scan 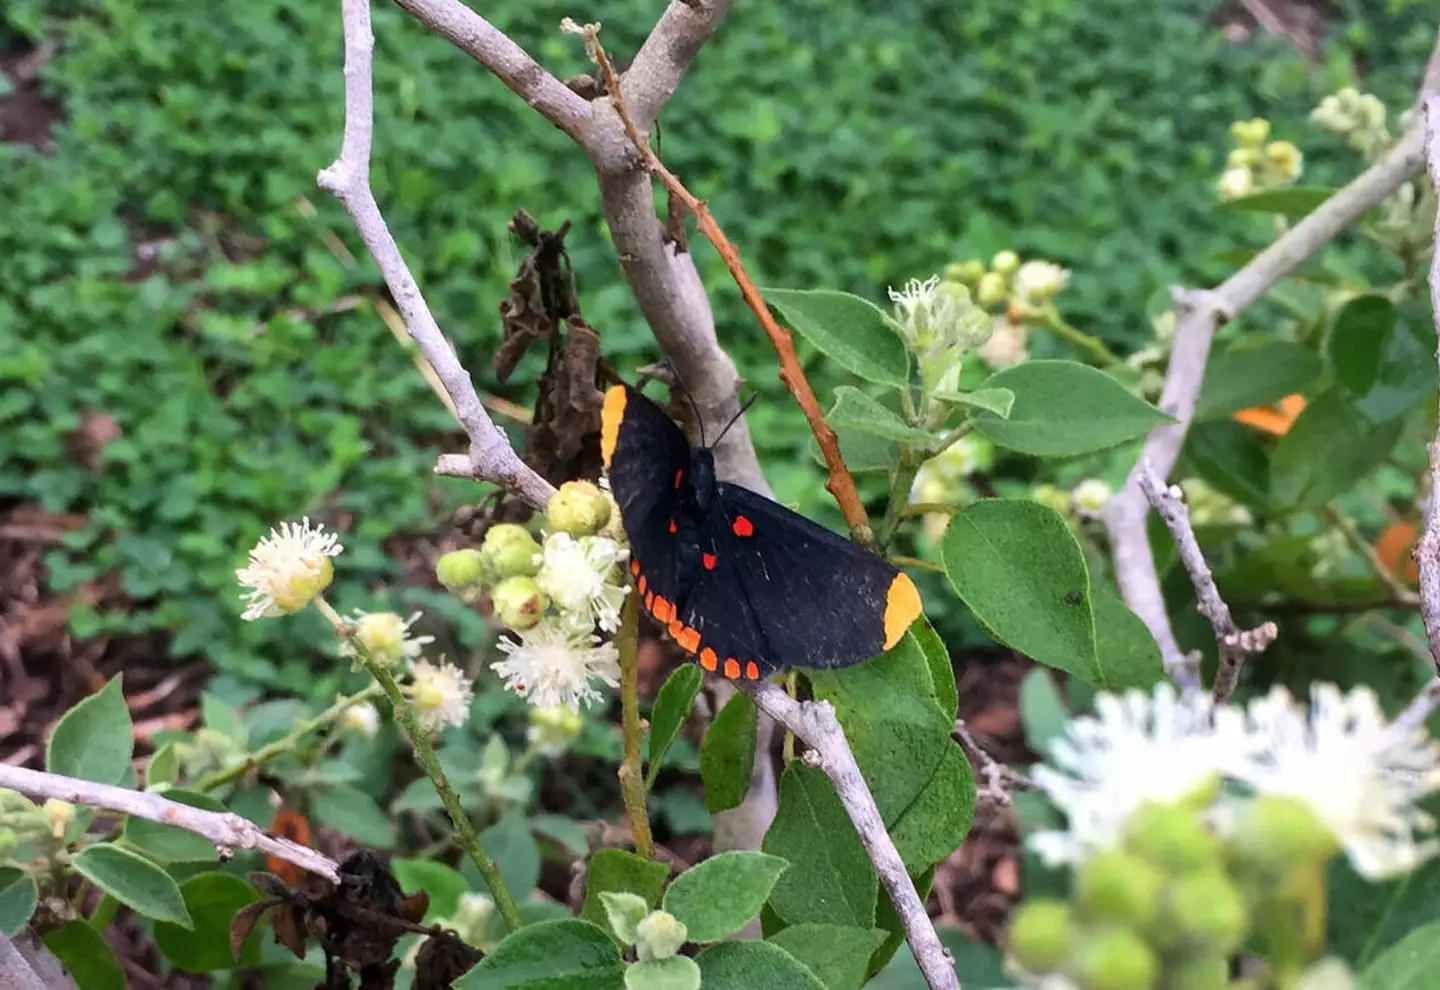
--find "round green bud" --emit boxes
[1163,872,1247,956]
[1229,117,1270,147]
[481,524,541,579]
[634,909,688,961]
[353,611,409,666]
[491,575,548,631]
[436,548,489,594]
[977,271,1009,307]
[1166,958,1229,990]
[1007,899,1073,974]
[1077,851,1164,926]
[991,250,1020,275]
[945,260,986,284]
[1121,802,1221,876]
[1073,928,1158,990]
[1229,794,1337,877]
[546,480,613,537]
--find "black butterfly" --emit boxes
[601,383,922,680]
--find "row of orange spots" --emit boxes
[630,558,760,680]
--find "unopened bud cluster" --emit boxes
[1311,88,1389,158]
[943,250,1071,370]
[1218,117,1303,201]
[887,275,991,396]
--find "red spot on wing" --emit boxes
[702,552,717,571]
[674,468,684,489]
[630,559,640,576]
[668,519,677,534]
[638,574,648,595]
[732,515,754,538]
[700,647,718,671]
[723,658,741,678]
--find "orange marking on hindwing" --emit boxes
[732,515,754,537]
[674,468,684,488]
[723,658,741,678]
[630,559,640,576]
[668,519,677,534]
[699,647,718,671]
[702,552,717,571]
[745,661,760,680]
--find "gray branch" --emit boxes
[953,718,1032,804]
[742,680,961,990]
[1420,95,1440,674]
[1136,462,1278,703]
[0,929,77,990]
[318,0,557,510]
[623,0,737,133]
[0,764,339,882]
[1106,33,1440,692]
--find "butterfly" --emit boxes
[600,382,922,680]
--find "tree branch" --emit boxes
[1418,94,1440,675]
[0,764,340,882]
[1136,462,1278,703]
[1386,677,1440,742]
[623,0,737,132]
[740,680,960,990]
[953,718,1032,805]
[1106,35,1440,691]
[318,0,556,510]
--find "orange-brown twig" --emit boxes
[574,22,875,547]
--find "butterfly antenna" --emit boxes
[712,392,760,449]
[665,358,707,447]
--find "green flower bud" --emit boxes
[436,548,489,595]
[1073,928,1158,990]
[1230,117,1270,147]
[1122,801,1222,876]
[600,891,649,945]
[481,524,541,579]
[1162,871,1248,955]
[946,260,986,284]
[546,480,613,537]
[1077,851,1164,926]
[354,611,408,666]
[991,250,1020,275]
[1229,794,1338,877]
[977,271,1009,307]
[634,909,688,961]
[1007,899,1072,974]
[1031,483,1073,516]
[492,575,547,631]
[1166,958,1229,990]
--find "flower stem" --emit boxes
[194,683,386,792]
[877,447,921,550]
[617,590,654,859]
[312,598,523,932]
[1041,305,1120,366]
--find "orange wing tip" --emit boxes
[600,385,627,467]
[883,571,923,650]
[1232,393,1306,436]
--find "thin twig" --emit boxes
[1324,505,1420,606]
[317,0,555,510]
[1106,34,1440,691]
[1137,462,1278,703]
[952,719,1032,805]
[1386,678,1440,743]
[1418,95,1440,675]
[739,680,961,990]
[0,764,340,882]
[571,21,875,547]
[615,591,654,858]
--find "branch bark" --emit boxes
[318,0,556,510]
[1106,36,1440,691]
[0,764,340,882]
[741,680,961,990]
[1418,94,1440,675]
[623,0,737,133]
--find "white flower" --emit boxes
[889,275,990,355]
[535,532,630,632]
[408,659,474,733]
[977,317,1028,370]
[339,610,433,668]
[1030,683,1243,866]
[236,518,342,620]
[1011,260,1070,303]
[1219,166,1254,200]
[1070,479,1112,518]
[1229,685,1440,880]
[491,618,621,712]
[341,701,381,739]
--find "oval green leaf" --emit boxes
[1270,389,1405,510]
[763,764,877,929]
[696,940,827,990]
[768,924,889,990]
[47,675,133,786]
[972,360,1171,456]
[826,387,937,445]
[458,918,624,990]
[391,859,470,923]
[765,287,910,387]
[154,872,260,971]
[580,849,671,935]
[1220,185,1337,217]
[1194,340,1324,422]
[932,387,1015,419]
[73,843,191,927]
[1329,296,1436,425]
[625,955,701,990]
[43,920,126,990]
[1359,920,1440,989]
[310,783,394,847]
[1018,668,1069,757]
[0,867,38,935]
[662,851,789,943]
[645,664,704,789]
[701,692,758,813]
[888,742,976,873]
[461,812,540,900]
[1090,586,1164,691]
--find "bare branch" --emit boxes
[0,929,76,990]
[318,0,556,511]
[1107,35,1440,691]
[0,764,339,882]
[953,718,1032,805]
[623,0,737,132]
[1387,678,1440,743]
[391,0,590,141]
[1418,94,1440,675]
[741,681,960,990]
[1136,462,1277,702]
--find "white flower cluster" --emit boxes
[888,275,992,395]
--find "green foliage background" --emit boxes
[1,0,1434,693]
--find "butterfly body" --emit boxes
[601,383,922,680]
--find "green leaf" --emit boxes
[1018,668,1069,756]
[701,693,758,813]
[1328,854,1440,968]
[0,867,38,935]
[662,851,789,942]
[1359,920,1440,989]
[1221,185,1337,217]
[153,872,260,971]
[765,288,909,388]
[944,499,1126,686]
[911,617,958,723]
[763,764,878,929]
[581,849,671,934]
[42,920,126,990]
[47,675,134,785]
[870,926,1010,989]
[1329,296,1435,425]
[625,956,701,990]
[1330,295,1396,398]
[696,940,827,990]
[1182,420,1271,509]
[645,665,704,789]
[888,742,975,872]
[72,843,191,927]
[391,859,470,922]
[146,742,180,790]
[932,387,1015,419]
[826,387,936,445]
[124,788,225,862]
[532,814,591,858]
[463,813,541,900]
[310,783,394,847]
[813,418,901,474]
[809,634,951,822]
[1271,389,1405,510]
[458,918,625,990]
[392,776,444,814]
[971,360,1171,456]
[599,892,649,945]
[1194,340,1324,421]
[201,692,247,746]
[769,924,890,990]
[1090,587,1164,691]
